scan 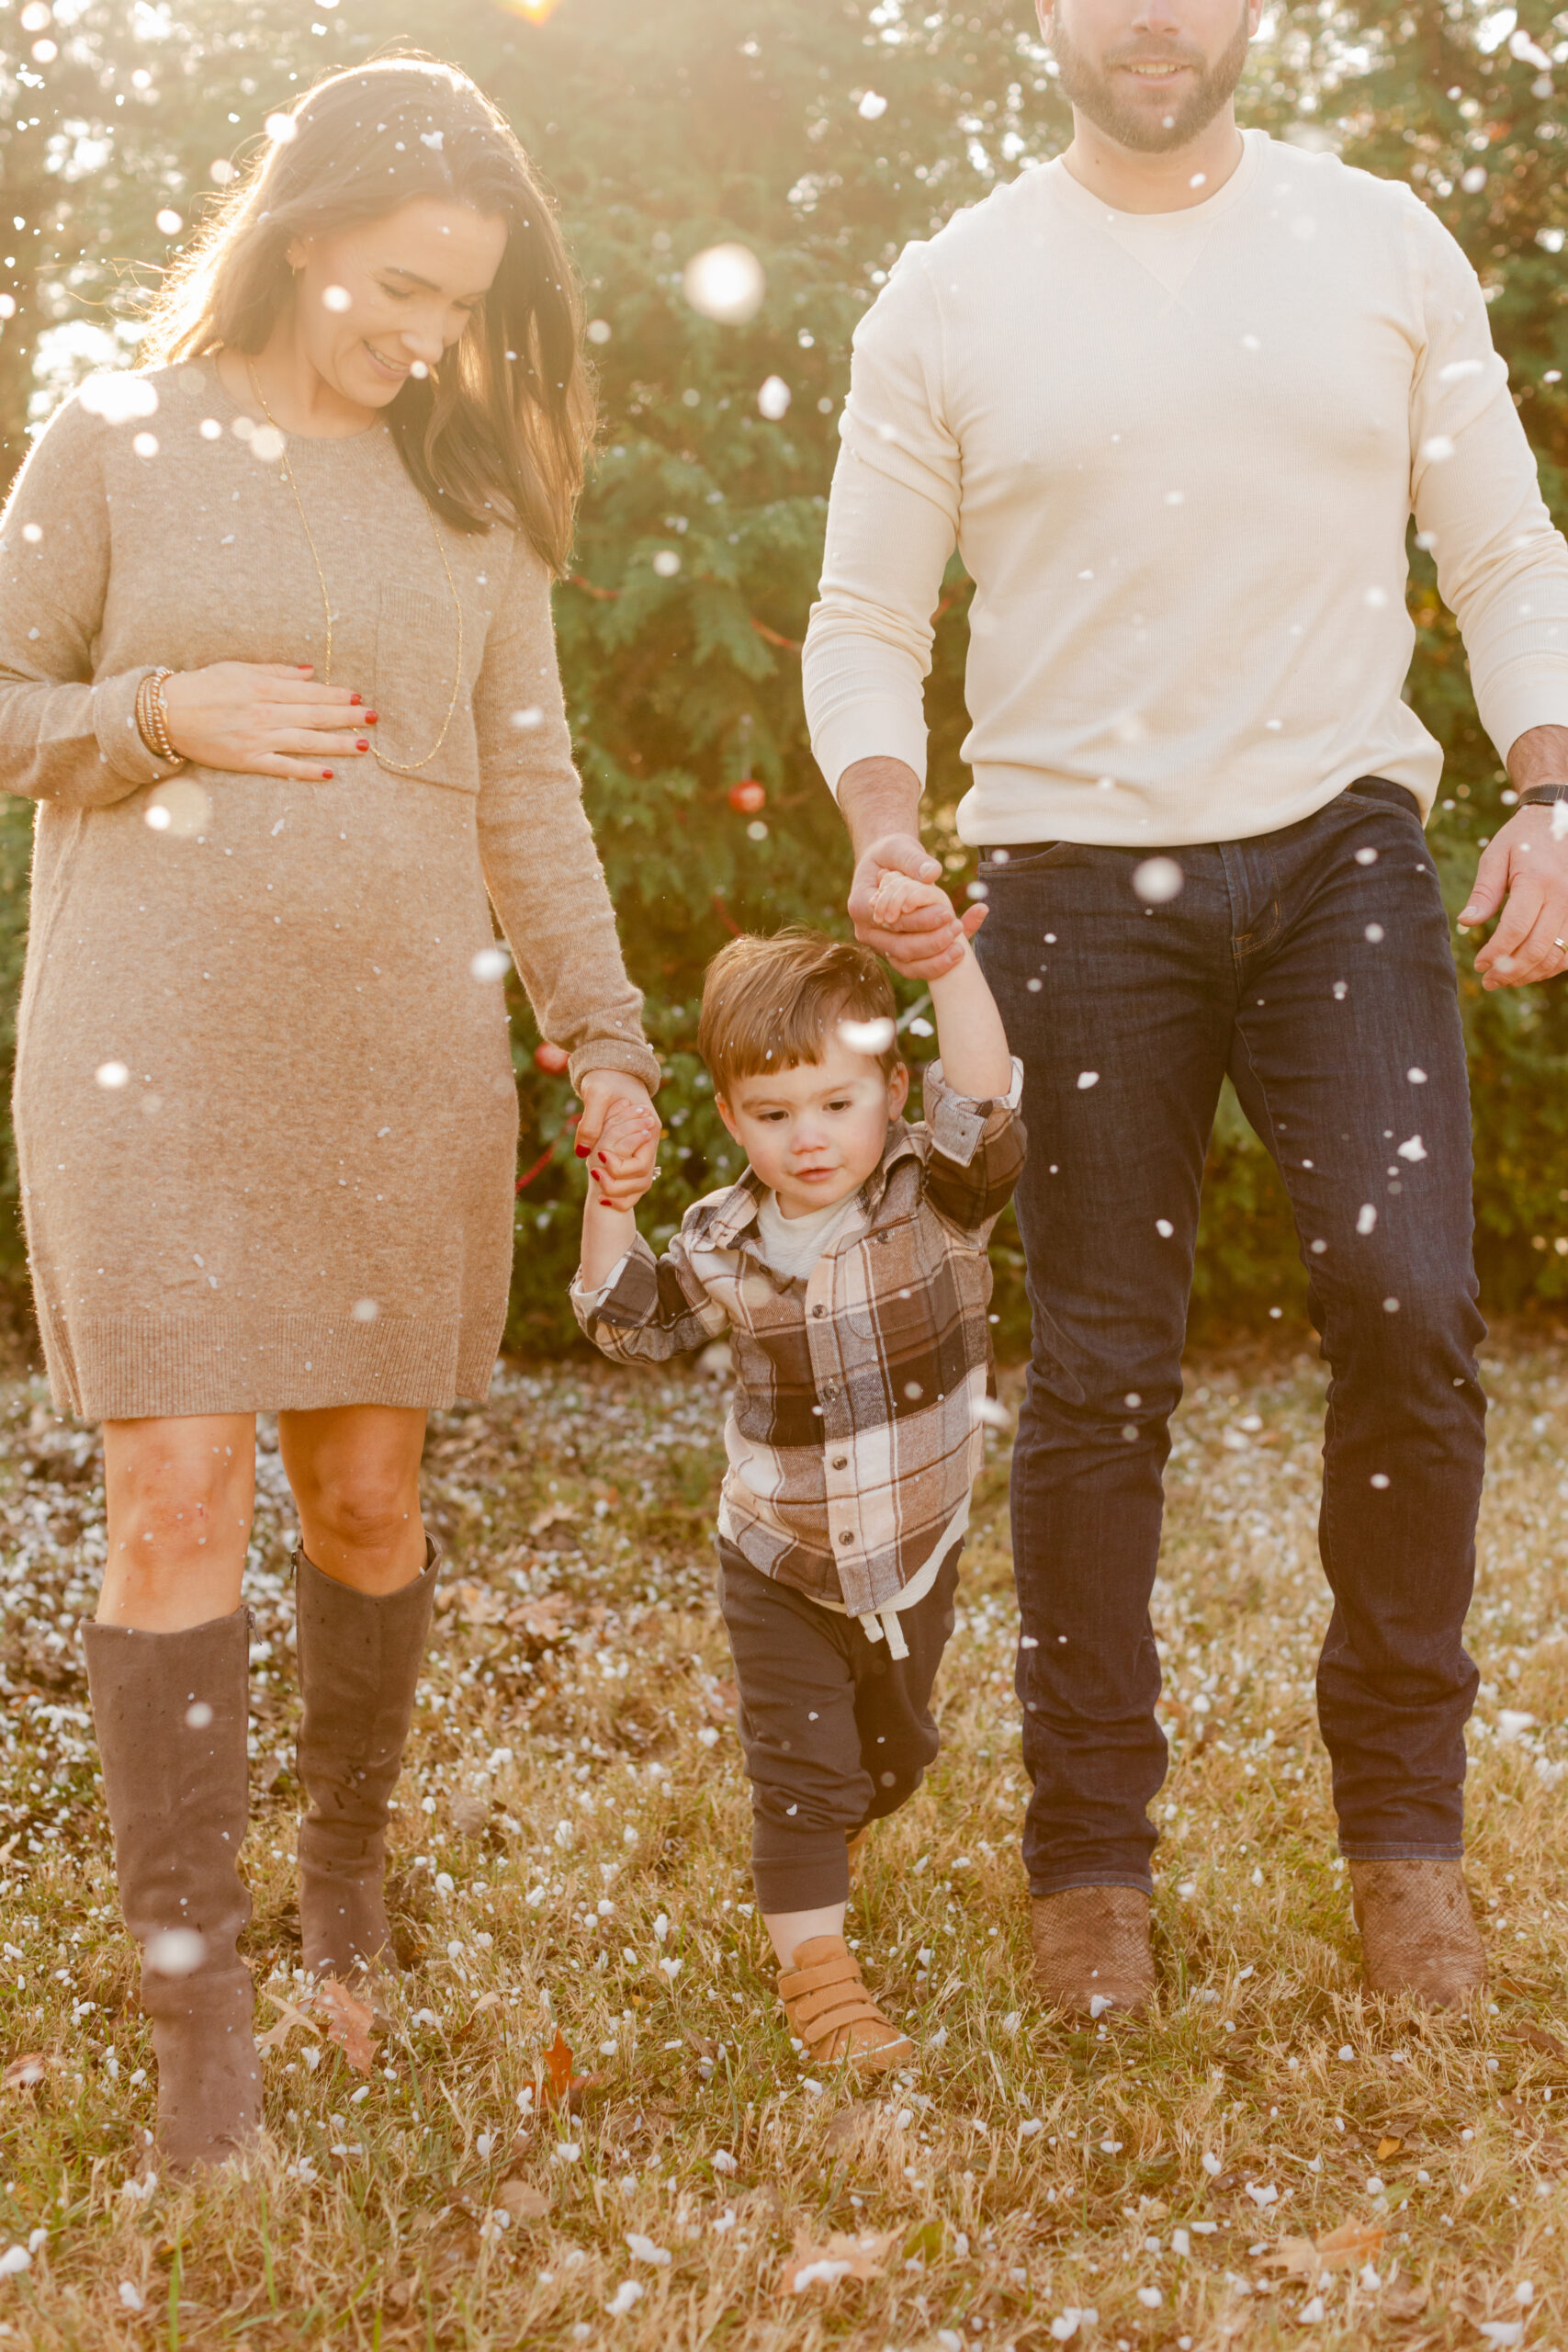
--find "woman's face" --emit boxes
[286,198,508,412]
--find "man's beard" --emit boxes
[1051,10,1252,153]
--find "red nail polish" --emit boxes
[321,769,333,780]
[364,711,379,724]
[355,739,368,752]
[574,1144,589,1159]
[350,694,363,707]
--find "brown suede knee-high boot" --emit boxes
[83,1607,262,2173]
[294,1540,439,1981]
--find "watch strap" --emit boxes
[1518,784,1568,807]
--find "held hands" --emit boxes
[579,1080,660,1214]
[1458,803,1568,989]
[847,831,986,980]
[159,663,375,782]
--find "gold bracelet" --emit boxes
[135,667,183,766]
[133,670,156,756]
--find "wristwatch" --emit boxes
[1518,784,1568,806]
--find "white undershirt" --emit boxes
[754,1185,865,1282]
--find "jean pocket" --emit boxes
[979,841,1080,877]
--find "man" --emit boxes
[803,0,1568,2013]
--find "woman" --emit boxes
[0,58,658,2170]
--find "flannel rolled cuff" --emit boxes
[569,1234,657,1336]
[919,1054,1024,1167]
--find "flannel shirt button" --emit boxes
[811,1303,826,1317]
[838,1532,852,1545]
[832,1456,848,1470]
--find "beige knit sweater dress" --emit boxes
[0,359,658,1420]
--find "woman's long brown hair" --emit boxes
[141,56,593,569]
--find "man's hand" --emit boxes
[840,754,985,979]
[848,832,983,978]
[1458,803,1568,989]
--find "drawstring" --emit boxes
[858,1608,910,1662]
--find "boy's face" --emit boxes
[716,1040,908,1221]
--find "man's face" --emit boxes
[1042,0,1255,154]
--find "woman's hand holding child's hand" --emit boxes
[587,1098,661,1213]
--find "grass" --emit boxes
[0,1329,1564,2348]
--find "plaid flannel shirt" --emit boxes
[570,1058,1025,1618]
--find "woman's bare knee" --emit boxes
[305,1476,419,1556]
[99,1415,255,1625]
[279,1406,427,1585]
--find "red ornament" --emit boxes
[728,778,766,815]
[534,1041,570,1074]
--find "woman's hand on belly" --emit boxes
[161,662,373,781]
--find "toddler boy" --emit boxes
[572,910,1022,2070]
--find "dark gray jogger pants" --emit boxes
[716,1537,961,1912]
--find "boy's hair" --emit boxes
[698,929,901,1097]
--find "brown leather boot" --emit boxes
[1349,1859,1485,2006]
[294,1540,439,1981]
[83,1608,263,2173]
[778,1936,913,2071]
[1031,1886,1156,2018]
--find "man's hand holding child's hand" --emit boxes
[867,869,977,936]
[586,1097,661,1213]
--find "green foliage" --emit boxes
[0,0,1564,1359]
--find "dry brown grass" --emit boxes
[0,1330,1564,2348]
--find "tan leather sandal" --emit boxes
[779,1935,913,2071]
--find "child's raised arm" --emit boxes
[580,1097,661,1292]
[874,875,1012,1099]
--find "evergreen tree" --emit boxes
[0,0,1563,1349]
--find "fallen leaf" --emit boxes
[1261,2239,1321,2279]
[316,1976,378,2075]
[495,2177,551,2221]
[507,1592,574,1640]
[254,1993,321,2057]
[1512,2024,1568,2064]
[448,1792,491,1837]
[1377,2137,1403,2162]
[536,2027,605,2114]
[684,2030,719,2063]
[705,1679,739,1724]
[542,2027,575,2106]
[1314,2221,1384,2268]
[824,2100,877,2154]
[528,1505,578,1539]
[778,2230,894,2294]
[2,2053,45,2094]
[1382,2279,1431,2323]
[434,1578,509,1627]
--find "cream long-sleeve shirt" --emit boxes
[803,130,1568,849]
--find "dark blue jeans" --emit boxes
[974,781,1485,1896]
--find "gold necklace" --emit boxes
[245,360,465,775]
